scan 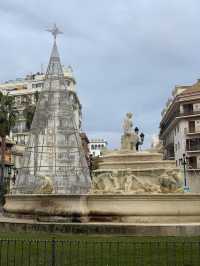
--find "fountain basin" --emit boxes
[4,193,200,223]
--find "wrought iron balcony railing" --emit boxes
[186,145,200,151]
[178,109,200,117]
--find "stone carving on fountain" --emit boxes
[159,170,183,193]
[91,111,184,194]
[33,175,54,194]
[91,169,183,194]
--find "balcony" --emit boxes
[160,110,200,137]
[185,123,200,136]
[186,138,200,152]
[11,128,28,134]
[187,147,200,152]
[186,144,200,152]
[186,130,200,136]
[178,110,200,117]
[185,127,200,135]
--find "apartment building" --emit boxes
[160,79,200,170]
[0,66,82,146]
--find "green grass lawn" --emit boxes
[1,230,200,240]
[0,232,199,265]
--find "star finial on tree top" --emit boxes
[47,24,63,40]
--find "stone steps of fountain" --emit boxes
[94,168,178,174]
[98,160,176,170]
[101,152,163,162]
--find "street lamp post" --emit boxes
[181,153,190,192]
[12,167,18,185]
[6,166,12,194]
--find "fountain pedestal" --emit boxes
[4,194,89,222]
[4,193,200,224]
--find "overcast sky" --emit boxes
[1,0,200,149]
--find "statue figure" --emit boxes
[123,112,133,134]
[121,113,139,151]
[124,175,134,192]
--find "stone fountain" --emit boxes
[4,27,200,229]
[86,113,200,224]
[92,112,183,195]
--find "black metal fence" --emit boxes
[0,239,199,265]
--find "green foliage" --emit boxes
[34,90,39,103]
[23,91,39,130]
[23,105,36,130]
[0,92,17,137]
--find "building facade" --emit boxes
[0,66,84,169]
[0,66,82,146]
[88,139,108,157]
[160,79,200,170]
[0,137,15,193]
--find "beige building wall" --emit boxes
[160,80,200,192]
[0,67,83,169]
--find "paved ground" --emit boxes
[0,214,200,226]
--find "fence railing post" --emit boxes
[51,237,56,266]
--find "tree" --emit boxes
[0,92,17,199]
[23,91,39,130]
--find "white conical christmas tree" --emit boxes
[13,25,91,194]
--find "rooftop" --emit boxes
[90,139,107,143]
[0,66,75,91]
[161,79,200,118]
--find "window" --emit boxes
[183,104,193,114]
[188,156,197,169]
[32,83,43,89]
[189,121,195,133]
[36,83,42,88]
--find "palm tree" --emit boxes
[0,92,17,200]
